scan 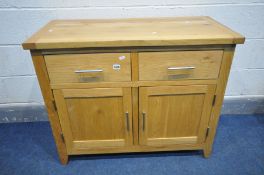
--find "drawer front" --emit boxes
[139,50,223,81]
[45,53,131,84]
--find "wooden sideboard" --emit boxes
[22,16,244,164]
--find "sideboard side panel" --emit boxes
[203,46,236,157]
[31,51,68,164]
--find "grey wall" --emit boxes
[0,1,264,109]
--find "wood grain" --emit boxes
[22,16,244,50]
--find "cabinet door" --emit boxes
[53,88,133,154]
[139,85,215,146]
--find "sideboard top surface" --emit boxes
[22,16,245,50]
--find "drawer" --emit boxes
[138,50,223,81]
[45,53,131,84]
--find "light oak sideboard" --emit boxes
[22,16,244,164]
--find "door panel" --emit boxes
[66,97,124,141]
[139,85,215,146]
[54,88,133,154]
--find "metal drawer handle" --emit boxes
[168,66,195,70]
[74,69,103,73]
[125,112,130,132]
[142,112,146,131]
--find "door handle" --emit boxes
[142,112,146,131]
[125,112,130,132]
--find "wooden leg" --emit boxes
[203,146,212,158]
[48,116,69,165]
[59,154,69,165]
[31,51,69,165]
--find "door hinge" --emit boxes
[205,127,210,138]
[52,100,57,111]
[60,133,65,143]
[212,95,216,106]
